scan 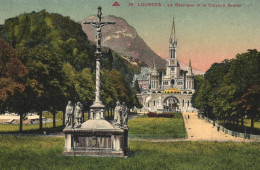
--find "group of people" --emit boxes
[114,101,128,128]
[65,101,83,127]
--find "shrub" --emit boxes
[147,112,174,118]
[147,112,157,117]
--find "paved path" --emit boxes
[183,112,249,141]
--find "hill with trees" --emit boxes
[0,10,141,132]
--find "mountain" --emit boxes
[81,15,167,69]
[81,15,204,74]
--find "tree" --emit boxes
[193,75,204,90]
[192,49,260,131]
[134,80,141,93]
[237,84,260,131]
[101,70,119,113]
[76,67,95,119]
[102,49,113,71]
[0,38,27,101]
[223,49,260,126]
[18,45,66,129]
[0,38,27,132]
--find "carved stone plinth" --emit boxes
[63,120,129,157]
[89,104,105,120]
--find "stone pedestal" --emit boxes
[63,120,129,157]
[89,104,105,120]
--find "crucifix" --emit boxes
[83,6,115,120]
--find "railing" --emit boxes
[198,113,260,141]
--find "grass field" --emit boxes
[0,121,64,134]
[0,136,259,169]
[128,112,187,138]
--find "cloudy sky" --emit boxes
[0,0,259,71]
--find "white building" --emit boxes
[133,18,196,112]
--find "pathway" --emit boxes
[182,112,249,141]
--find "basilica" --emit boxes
[133,18,196,112]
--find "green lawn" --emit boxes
[128,112,187,138]
[0,136,259,169]
[0,121,63,134]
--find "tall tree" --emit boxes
[192,49,260,131]
[0,38,28,132]
[18,45,65,128]
[0,38,27,101]
[237,84,260,131]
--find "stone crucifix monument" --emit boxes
[63,6,129,157]
[84,6,116,120]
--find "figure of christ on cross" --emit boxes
[83,6,115,120]
[83,6,115,53]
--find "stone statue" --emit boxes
[65,101,74,127]
[114,101,122,127]
[74,102,83,127]
[121,102,128,128]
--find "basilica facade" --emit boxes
[133,18,196,112]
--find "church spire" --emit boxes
[187,57,193,75]
[170,17,176,43]
[169,17,177,59]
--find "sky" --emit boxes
[0,0,259,71]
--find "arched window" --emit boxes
[188,101,189,107]
[154,100,156,106]
[171,80,175,86]
[182,99,184,107]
